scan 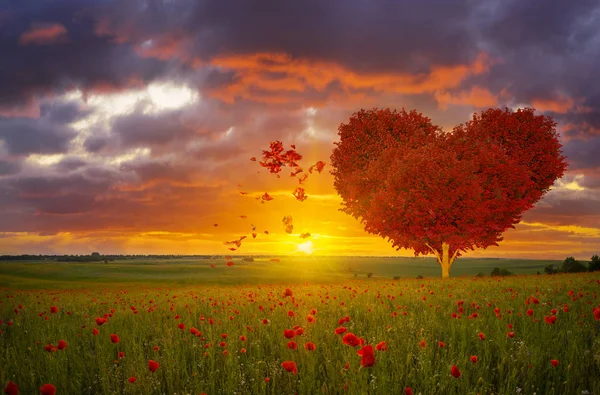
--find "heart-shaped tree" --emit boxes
[330,107,568,277]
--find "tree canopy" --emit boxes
[330,107,568,277]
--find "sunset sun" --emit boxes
[297,241,313,255]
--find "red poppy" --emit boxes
[177,323,185,330]
[294,328,304,336]
[551,359,559,367]
[95,317,107,326]
[39,384,56,395]
[226,261,234,267]
[190,327,200,335]
[219,341,227,348]
[57,340,67,350]
[4,381,18,395]
[478,332,485,341]
[405,387,413,395]
[110,334,120,344]
[118,352,125,359]
[451,365,461,378]
[153,346,160,351]
[128,377,137,383]
[335,327,347,335]
[93,328,99,336]
[239,335,246,342]
[307,315,315,323]
[148,360,159,373]
[287,341,297,350]
[438,341,445,348]
[342,333,360,347]
[44,344,56,353]
[470,355,478,364]
[281,361,298,374]
[50,306,58,314]
[284,329,295,339]
[357,345,376,367]
[545,315,557,325]
[304,342,316,351]
[419,339,427,348]
[526,309,534,317]
[507,332,515,338]
[264,377,270,383]
[375,341,388,351]
[287,310,295,317]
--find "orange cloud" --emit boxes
[434,86,498,110]
[19,23,68,45]
[207,52,495,105]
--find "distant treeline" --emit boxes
[0,253,269,262]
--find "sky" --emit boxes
[0,0,599,259]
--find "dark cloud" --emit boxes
[562,136,600,170]
[55,156,88,171]
[0,159,21,176]
[0,0,169,107]
[0,117,76,155]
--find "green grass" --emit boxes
[1,258,599,394]
[0,256,561,289]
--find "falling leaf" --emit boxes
[308,161,326,174]
[240,215,248,219]
[226,261,234,267]
[293,187,308,202]
[264,230,270,235]
[240,192,248,195]
[214,224,218,227]
[270,258,280,262]
[297,173,308,184]
[291,144,296,149]
[290,168,303,177]
[300,233,311,239]
[228,247,237,251]
[261,192,274,203]
[252,232,257,239]
[250,157,257,161]
[210,264,215,268]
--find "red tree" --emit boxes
[330,107,568,277]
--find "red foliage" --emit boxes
[330,107,567,276]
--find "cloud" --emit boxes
[0,117,76,155]
[19,23,69,45]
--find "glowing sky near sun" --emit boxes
[0,1,599,259]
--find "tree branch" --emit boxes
[449,248,460,267]
[425,243,442,266]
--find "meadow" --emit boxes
[1,257,600,394]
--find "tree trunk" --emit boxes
[440,242,451,278]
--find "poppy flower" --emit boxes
[526,309,534,317]
[307,315,315,323]
[451,365,461,378]
[405,388,413,395]
[438,341,445,348]
[93,328,99,336]
[57,340,67,350]
[478,332,485,341]
[226,261,234,267]
[545,315,557,325]
[284,329,295,339]
[39,384,56,395]
[594,307,600,321]
[110,334,120,344]
[335,327,347,335]
[239,335,246,342]
[220,341,227,348]
[304,342,316,351]
[95,317,107,326]
[375,341,388,351]
[118,352,125,359]
[128,377,137,383]
[357,345,376,367]
[287,341,297,350]
[148,360,159,373]
[294,328,304,336]
[281,361,298,374]
[342,333,360,347]
[4,381,18,395]
[44,344,56,353]
[551,359,559,367]
[177,323,185,330]
[470,355,478,364]
[153,346,160,351]
[50,306,58,314]
[419,339,427,348]
[507,332,515,338]
[190,327,200,335]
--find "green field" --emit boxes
[0,256,562,289]
[1,258,599,395]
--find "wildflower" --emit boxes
[451,365,461,378]
[39,384,56,395]
[357,345,376,367]
[148,360,159,373]
[281,361,298,374]
[110,334,120,344]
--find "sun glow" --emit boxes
[297,241,313,255]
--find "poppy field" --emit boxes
[2,270,600,395]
